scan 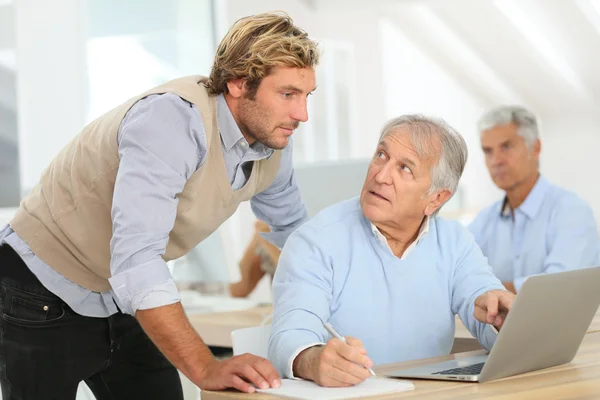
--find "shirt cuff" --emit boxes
[108,258,174,315]
[288,342,326,379]
[130,279,181,314]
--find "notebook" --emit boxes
[256,376,414,399]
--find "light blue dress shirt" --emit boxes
[268,197,504,378]
[469,176,600,292]
[0,92,308,317]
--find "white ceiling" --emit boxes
[311,0,600,115]
[1,0,600,116]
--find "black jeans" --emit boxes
[0,244,184,400]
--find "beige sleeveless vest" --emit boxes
[10,76,282,292]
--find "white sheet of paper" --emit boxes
[257,376,414,399]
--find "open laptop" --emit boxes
[387,266,600,383]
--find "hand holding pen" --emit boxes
[292,321,376,387]
[323,322,376,376]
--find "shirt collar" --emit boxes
[500,175,550,219]
[370,215,430,251]
[216,94,274,157]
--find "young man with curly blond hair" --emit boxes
[0,12,318,399]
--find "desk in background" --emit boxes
[202,331,600,399]
[187,305,272,348]
[188,306,600,348]
[188,304,483,353]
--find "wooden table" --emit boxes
[202,331,600,399]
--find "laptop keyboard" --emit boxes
[432,362,485,376]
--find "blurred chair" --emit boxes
[231,314,273,358]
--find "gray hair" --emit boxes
[378,115,468,200]
[477,105,539,148]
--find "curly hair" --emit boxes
[204,12,320,99]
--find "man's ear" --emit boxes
[424,189,452,216]
[531,138,541,161]
[226,79,245,99]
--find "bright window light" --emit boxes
[0,50,15,70]
[577,0,600,36]
[494,0,589,97]
[86,36,178,121]
[409,4,522,104]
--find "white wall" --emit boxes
[380,19,502,211]
[315,8,387,157]
[223,0,316,31]
[540,112,600,220]
[15,0,88,193]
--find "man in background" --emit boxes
[469,106,600,293]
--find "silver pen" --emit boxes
[323,322,376,376]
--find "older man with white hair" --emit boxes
[469,106,600,294]
[268,115,514,387]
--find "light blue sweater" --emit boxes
[269,197,504,378]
